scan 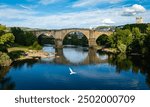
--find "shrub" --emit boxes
[0,52,12,66]
[29,41,42,50]
[8,50,25,60]
[117,41,127,53]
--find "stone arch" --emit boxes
[62,30,89,46]
[93,31,113,46]
[62,29,90,40]
[37,33,55,45]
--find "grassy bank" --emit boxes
[7,46,51,62]
[8,46,30,52]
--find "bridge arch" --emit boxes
[61,29,90,40]
[38,34,55,45]
[62,31,89,46]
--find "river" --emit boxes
[0,45,150,90]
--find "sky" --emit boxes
[0,0,150,29]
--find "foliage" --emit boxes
[38,34,55,45]
[144,25,150,54]
[96,34,109,46]
[8,50,25,60]
[29,41,42,50]
[0,52,12,66]
[0,25,15,52]
[110,29,132,53]
[117,41,127,53]
[107,34,116,48]
[63,32,88,46]
[11,27,37,46]
[129,27,145,53]
[0,33,15,45]
[123,24,149,33]
[105,24,150,54]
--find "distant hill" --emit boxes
[95,26,116,32]
[8,27,47,31]
[8,23,150,32]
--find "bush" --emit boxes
[0,45,8,52]
[0,52,12,66]
[29,41,42,50]
[117,41,127,53]
[8,50,25,60]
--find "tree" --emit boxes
[11,27,37,46]
[63,32,88,46]
[0,25,15,52]
[96,34,109,46]
[112,29,133,53]
[144,25,150,54]
[132,27,141,39]
[123,24,148,33]
[130,27,144,53]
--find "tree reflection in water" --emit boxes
[12,59,39,69]
[0,67,15,90]
[108,53,150,87]
[0,59,38,90]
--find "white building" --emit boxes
[136,17,143,24]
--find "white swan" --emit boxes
[69,67,76,75]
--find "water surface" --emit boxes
[0,45,150,90]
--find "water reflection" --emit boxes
[0,67,15,90]
[108,53,150,87]
[63,47,88,64]
[0,46,150,90]
[53,47,108,65]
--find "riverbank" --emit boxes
[0,46,56,67]
[95,46,118,54]
[9,47,56,60]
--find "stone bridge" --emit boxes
[32,28,113,48]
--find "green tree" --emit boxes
[63,32,88,46]
[113,29,133,53]
[0,25,15,52]
[96,34,109,46]
[11,27,37,46]
[130,27,144,53]
[29,41,42,50]
[144,25,150,54]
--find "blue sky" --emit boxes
[0,0,149,29]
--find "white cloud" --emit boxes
[122,4,146,16]
[0,4,149,29]
[102,19,115,24]
[38,0,60,5]
[19,5,32,10]
[0,6,36,20]
[72,0,121,7]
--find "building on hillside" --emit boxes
[136,17,143,24]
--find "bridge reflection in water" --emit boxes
[49,48,108,65]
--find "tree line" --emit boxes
[0,25,41,67]
[97,24,150,55]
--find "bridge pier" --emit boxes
[89,38,97,48]
[55,39,63,48]
[88,48,98,64]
